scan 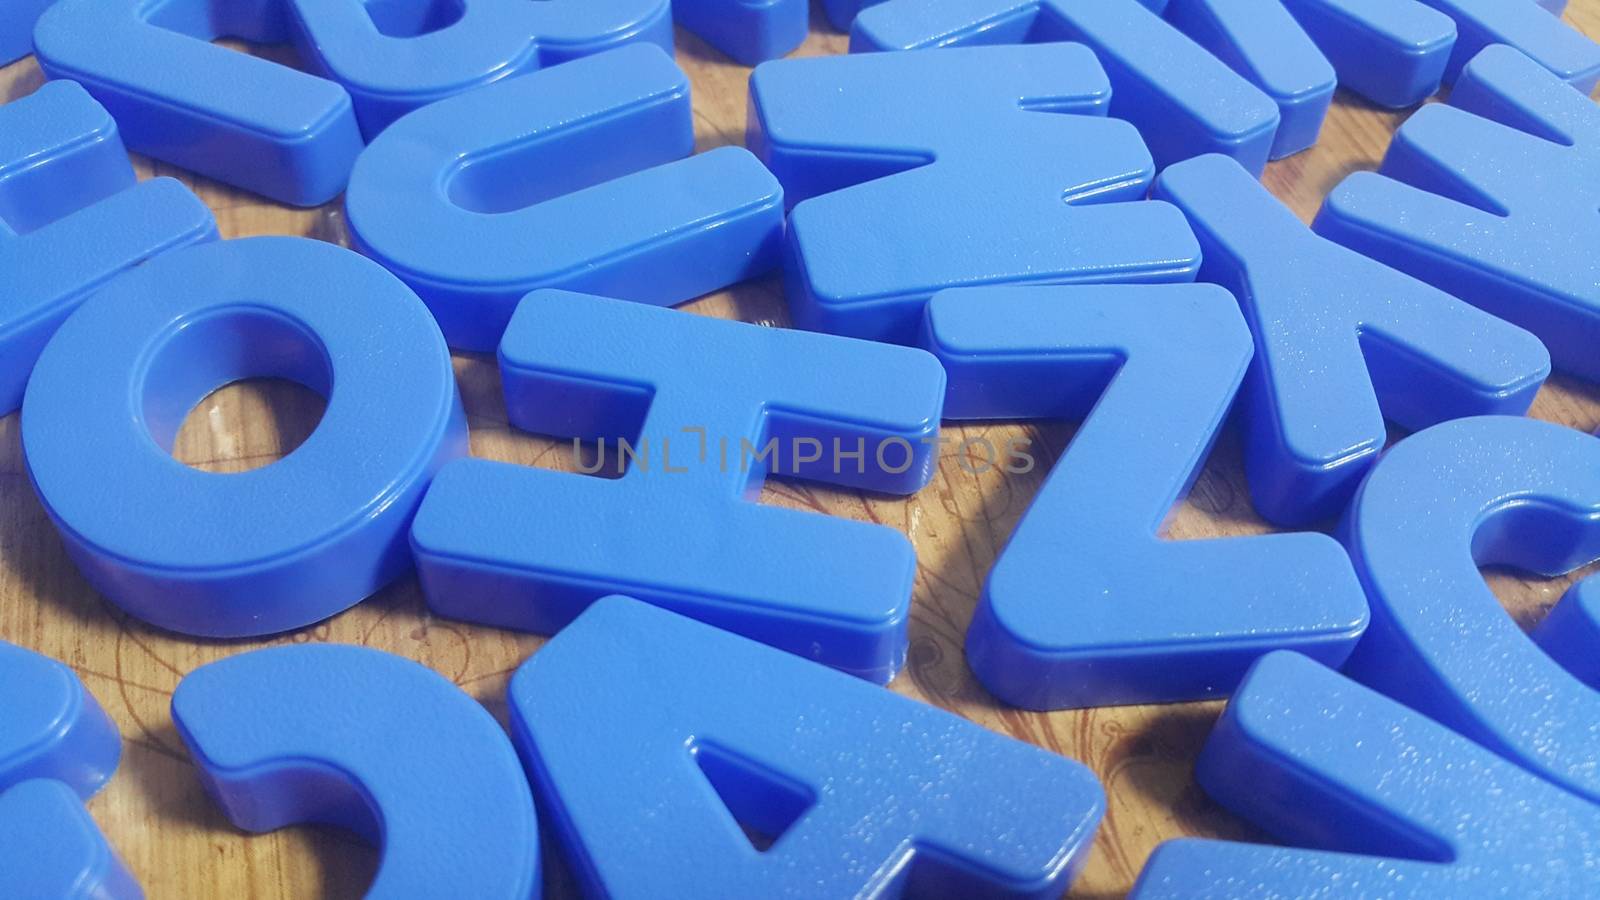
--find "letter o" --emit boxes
[23,237,466,637]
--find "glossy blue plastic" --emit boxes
[1341,415,1600,805]
[32,0,673,205]
[172,645,538,898]
[821,0,873,30]
[0,780,141,899]
[1131,651,1600,897]
[849,0,1282,174]
[1154,154,1549,528]
[0,640,120,799]
[412,289,945,684]
[676,0,808,64]
[1162,0,1336,158]
[0,642,137,899]
[748,43,1200,345]
[511,596,1106,898]
[347,44,783,352]
[0,0,52,64]
[1536,575,1600,690]
[31,2,358,207]
[1279,0,1598,107]
[1279,0,1457,107]
[923,284,1368,710]
[1421,0,1600,91]
[1318,45,1600,383]
[298,0,674,136]
[1,80,217,416]
[22,237,467,639]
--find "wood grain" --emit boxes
[3,6,1599,897]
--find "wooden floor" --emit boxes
[3,6,1599,897]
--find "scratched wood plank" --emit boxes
[1,5,1598,897]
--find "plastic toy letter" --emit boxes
[0,641,120,798]
[33,0,361,207]
[411,289,946,684]
[675,0,808,64]
[1418,0,1600,91]
[1341,416,1600,805]
[0,81,217,416]
[0,641,139,898]
[347,44,783,351]
[1131,651,1600,897]
[1537,576,1600,690]
[1154,153,1549,527]
[1161,0,1337,158]
[0,0,54,64]
[1279,0,1600,106]
[849,0,1282,173]
[922,284,1368,709]
[1278,0,1457,107]
[22,237,468,638]
[173,645,539,899]
[510,596,1106,898]
[747,43,1201,345]
[33,0,675,203]
[1318,45,1600,383]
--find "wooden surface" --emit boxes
[4,8,1600,897]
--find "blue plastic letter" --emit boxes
[922,284,1367,709]
[1278,0,1458,107]
[173,645,538,898]
[1162,0,1336,158]
[511,596,1106,898]
[1154,153,1549,527]
[1318,45,1600,382]
[1536,575,1600,690]
[1131,651,1600,897]
[1341,415,1600,805]
[821,0,878,30]
[271,0,672,136]
[0,0,53,64]
[676,0,808,64]
[0,781,140,899]
[22,237,467,638]
[1418,0,1600,91]
[347,44,783,351]
[1,81,216,415]
[33,0,363,206]
[33,0,674,204]
[1278,0,1600,104]
[0,641,137,898]
[412,289,945,684]
[850,0,1282,173]
[0,641,120,799]
[748,43,1200,345]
